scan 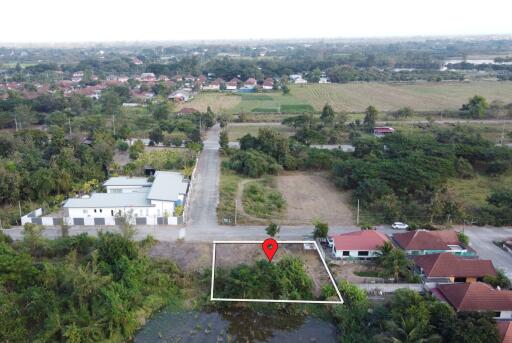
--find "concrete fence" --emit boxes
[21,208,181,227]
[183,154,199,224]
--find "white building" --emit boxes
[332,230,390,259]
[63,171,188,221]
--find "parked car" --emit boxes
[391,222,409,230]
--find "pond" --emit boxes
[135,307,338,343]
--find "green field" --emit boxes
[447,173,512,210]
[290,81,512,112]
[183,81,512,116]
[226,124,295,140]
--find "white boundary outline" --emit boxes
[210,240,344,304]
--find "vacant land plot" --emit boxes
[447,173,512,209]
[233,92,313,114]
[178,92,241,112]
[290,81,512,112]
[329,261,384,284]
[149,242,331,296]
[226,123,295,140]
[242,179,286,219]
[275,172,354,225]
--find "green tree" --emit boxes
[379,248,410,282]
[461,95,489,118]
[129,139,144,160]
[282,83,290,95]
[313,221,329,239]
[363,105,378,132]
[219,130,229,150]
[152,102,171,121]
[483,269,512,289]
[149,127,163,144]
[265,222,280,237]
[100,90,121,116]
[321,104,335,123]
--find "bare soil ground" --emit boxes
[329,261,384,284]
[148,242,332,296]
[275,172,355,226]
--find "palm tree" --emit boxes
[375,317,441,343]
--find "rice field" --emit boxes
[290,81,512,112]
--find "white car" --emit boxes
[391,222,409,230]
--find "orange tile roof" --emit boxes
[333,230,389,251]
[393,230,461,250]
[498,321,512,343]
[437,282,512,312]
[414,253,496,278]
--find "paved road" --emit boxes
[463,226,512,278]
[186,124,221,229]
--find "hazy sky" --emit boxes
[1,0,511,43]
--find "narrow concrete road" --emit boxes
[186,124,221,229]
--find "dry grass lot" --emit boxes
[275,172,355,226]
[290,81,512,112]
[177,92,241,112]
[148,242,332,296]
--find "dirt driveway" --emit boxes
[276,172,355,226]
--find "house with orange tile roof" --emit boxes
[332,230,389,259]
[498,321,512,343]
[393,230,476,256]
[432,282,512,319]
[414,252,496,283]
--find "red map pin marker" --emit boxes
[262,238,278,262]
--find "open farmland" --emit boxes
[177,92,241,112]
[226,123,295,140]
[290,81,512,112]
[232,92,314,114]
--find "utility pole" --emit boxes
[18,201,22,219]
[356,199,360,225]
[234,200,238,225]
[14,114,18,132]
[112,115,116,136]
[68,117,72,135]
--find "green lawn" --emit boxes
[447,173,512,209]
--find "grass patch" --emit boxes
[280,104,315,113]
[227,124,295,140]
[251,107,280,113]
[217,167,245,225]
[242,179,286,219]
[354,270,381,278]
[241,94,273,101]
[446,173,512,209]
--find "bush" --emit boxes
[116,140,129,151]
[229,150,282,177]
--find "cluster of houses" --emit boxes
[22,171,189,226]
[330,229,512,333]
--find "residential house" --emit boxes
[185,74,195,82]
[393,230,475,256]
[168,89,192,102]
[197,75,207,84]
[132,58,144,65]
[244,77,257,89]
[414,252,496,283]
[63,171,188,223]
[226,79,238,90]
[262,80,274,90]
[498,321,512,343]
[140,73,157,82]
[177,107,199,116]
[158,75,170,82]
[332,230,389,259]
[172,74,183,82]
[319,77,330,83]
[294,77,307,84]
[203,78,223,91]
[432,282,512,319]
[373,127,395,137]
[104,176,152,193]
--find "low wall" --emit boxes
[21,208,181,226]
[357,283,424,293]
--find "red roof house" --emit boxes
[414,252,496,283]
[393,230,474,256]
[332,230,389,259]
[498,321,512,343]
[433,282,512,319]
[373,127,395,137]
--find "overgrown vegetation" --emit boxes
[242,180,286,219]
[0,229,185,342]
